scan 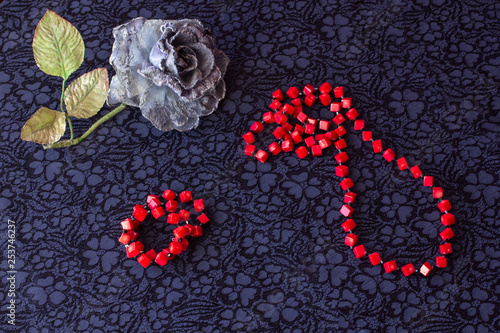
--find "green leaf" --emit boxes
[65,68,109,119]
[32,9,84,79]
[21,107,66,144]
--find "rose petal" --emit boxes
[140,84,201,131]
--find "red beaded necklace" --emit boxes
[118,190,209,268]
[242,83,456,277]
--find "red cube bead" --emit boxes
[383,148,395,162]
[319,120,330,131]
[165,199,178,212]
[353,245,367,259]
[304,94,316,107]
[291,131,302,144]
[344,233,358,247]
[295,146,309,159]
[263,111,274,124]
[319,93,331,106]
[144,249,156,261]
[344,192,357,203]
[173,226,189,238]
[194,199,204,212]
[346,108,359,120]
[137,253,151,268]
[245,144,256,156]
[128,230,139,241]
[274,112,288,125]
[304,136,316,147]
[184,224,194,236]
[287,86,300,99]
[341,219,356,232]
[340,178,354,191]
[424,176,433,187]
[334,126,346,137]
[306,118,317,126]
[282,103,295,115]
[151,206,165,219]
[433,187,443,199]
[335,152,349,164]
[282,139,294,152]
[420,262,433,276]
[293,123,303,135]
[180,238,189,251]
[354,119,364,131]
[441,213,455,226]
[303,84,315,95]
[272,89,284,101]
[335,165,349,177]
[318,138,331,149]
[319,82,332,94]
[311,145,322,156]
[273,127,286,140]
[127,241,144,258]
[369,252,381,265]
[242,132,255,144]
[330,102,341,112]
[334,139,347,150]
[178,209,190,221]
[334,86,344,98]
[397,157,408,170]
[438,200,452,212]
[305,123,315,135]
[402,263,415,277]
[269,99,281,110]
[191,225,203,237]
[167,212,180,224]
[296,111,308,123]
[440,227,455,241]
[198,213,209,224]
[372,139,383,153]
[250,121,264,133]
[162,190,176,201]
[440,243,452,255]
[169,242,183,255]
[384,260,397,273]
[410,165,422,178]
[121,218,137,231]
[155,251,169,266]
[362,131,372,141]
[147,196,161,209]
[325,131,338,141]
[341,97,352,109]
[256,149,269,163]
[333,113,345,125]
[340,204,354,217]
[291,98,302,107]
[436,256,447,268]
[119,233,131,244]
[133,204,148,222]
[269,142,282,155]
[315,133,324,141]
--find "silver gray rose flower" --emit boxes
[107,17,229,131]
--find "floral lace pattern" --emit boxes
[0,0,499,332]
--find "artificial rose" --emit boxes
[107,17,229,131]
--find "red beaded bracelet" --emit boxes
[118,190,209,268]
[243,83,456,277]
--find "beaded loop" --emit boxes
[242,83,457,277]
[118,191,208,268]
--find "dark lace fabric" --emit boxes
[0,0,499,332]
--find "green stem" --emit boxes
[43,103,128,149]
[60,79,74,140]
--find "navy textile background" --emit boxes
[0,0,499,332]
